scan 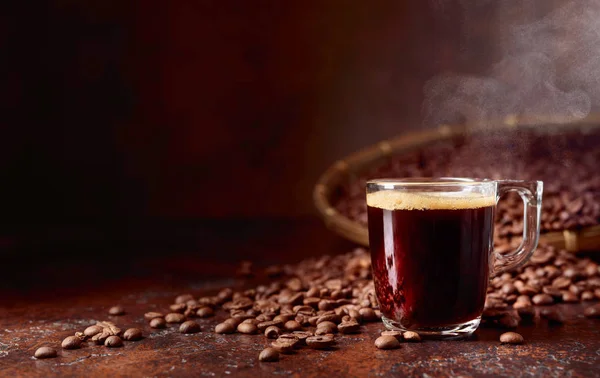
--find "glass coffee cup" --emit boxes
[366,178,542,339]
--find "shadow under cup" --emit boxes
[366,178,542,339]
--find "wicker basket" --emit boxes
[313,115,600,253]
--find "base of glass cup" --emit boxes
[382,316,481,340]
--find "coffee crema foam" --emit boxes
[367,191,496,211]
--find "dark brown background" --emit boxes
[0,1,556,263]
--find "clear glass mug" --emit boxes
[366,178,542,339]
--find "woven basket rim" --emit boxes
[313,114,600,252]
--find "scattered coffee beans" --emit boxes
[104,336,123,348]
[258,347,280,362]
[179,321,201,334]
[34,347,57,359]
[150,317,167,329]
[123,328,143,341]
[499,332,524,345]
[61,336,82,350]
[375,335,400,350]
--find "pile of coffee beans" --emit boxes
[34,321,143,359]
[152,244,599,361]
[482,244,600,328]
[335,128,600,240]
[149,248,389,361]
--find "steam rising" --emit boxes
[424,1,600,127]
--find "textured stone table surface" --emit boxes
[2,279,600,378]
[1,219,599,377]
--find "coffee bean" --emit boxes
[595,288,600,299]
[542,286,562,298]
[61,336,82,350]
[514,295,532,306]
[224,317,243,327]
[318,300,335,311]
[532,293,554,306]
[516,305,536,321]
[498,312,520,328]
[499,332,524,344]
[34,347,57,359]
[316,314,341,325]
[257,320,283,332]
[501,283,516,295]
[175,294,194,304]
[375,335,400,350]
[108,306,125,316]
[306,287,320,298]
[540,308,564,325]
[272,334,300,353]
[380,330,403,341]
[403,331,421,342]
[242,318,260,326]
[215,322,236,334]
[150,317,167,329]
[303,297,320,308]
[123,328,143,341]
[562,291,579,302]
[280,320,300,331]
[144,312,163,321]
[84,325,104,337]
[170,303,187,313]
[293,305,313,314]
[258,347,279,362]
[306,334,335,349]
[581,291,595,301]
[265,326,281,339]
[338,321,360,334]
[104,335,123,348]
[552,277,571,289]
[273,314,294,323]
[292,331,313,345]
[196,307,214,318]
[237,322,258,334]
[165,313,186,324]
[483,308,509,320]
[584,304,600,318]
[517,285,538,296]
[180,320,201,334]
[316,320,338,332]
[569,284,583,296]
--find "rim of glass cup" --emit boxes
[366,177,495,188]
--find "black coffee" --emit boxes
[367,191,495,328]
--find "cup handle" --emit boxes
[491,180,543,276]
